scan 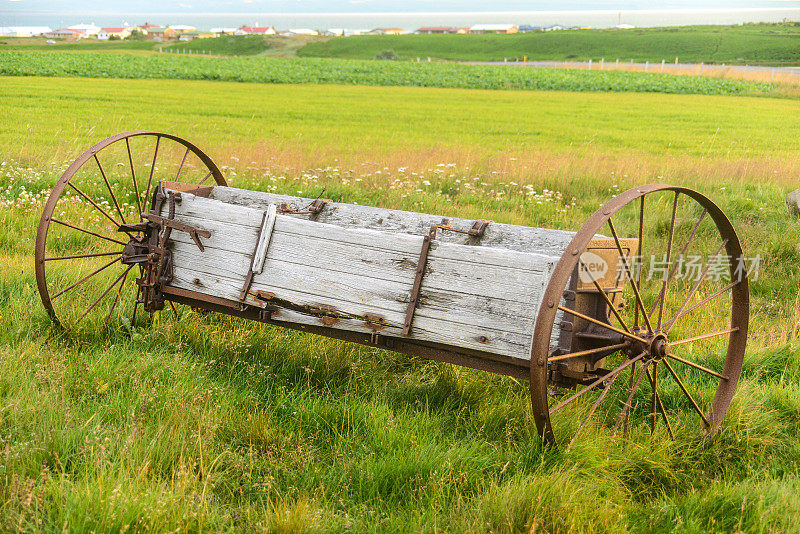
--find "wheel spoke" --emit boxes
[663,239,728,333]
[44,251,120,261]
[50,218,126,246]
[661,358,711,428]
[198,171,214,185]
[579,258,630,331]
[94,154,127,225]
[614,359,650,431]
[665,353,728,381]
[549,342,629,362]
[50,256,121,300]
[646,367,675,439]
[105,265,133,325]
[669,327,738,347]
[634,196,644,328]
[175,147,190,181]
[558,305,648,344]
[568,370,622,448]
[608,218,653,333]
[650,362,659,434]
[126,137,143,218]
[551,351,646,413]
[648,209,708,320]
[656,192,679,331]
[144,135,160,214]
[664,281,737,332]
[67,182,123,230]
[74,266,132,326]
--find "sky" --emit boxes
[3,0,800,14]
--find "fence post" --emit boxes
[600,58,604,70]
[661,59,665,72]
[644,61,648,72]
[504,57,507,63]
[588,58,592,69]
[616,58,619,67]
[675,56,678,64]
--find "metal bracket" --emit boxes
[402,218,490,336]
[141,211,211,251]
[278,198,329,221]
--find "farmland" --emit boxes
[298,23,800,64]
[0,73,799,530]
[0,51,777,97]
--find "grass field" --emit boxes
[0,51,777,97]
[298,23,800,64]
[1,75,799,531]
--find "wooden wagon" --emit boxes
[35,132,750,446]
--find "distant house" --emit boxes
[145,27,177,40]
[325,28,344,36]
[239,26,276,35]
[98,27,131,40]
[42,28,83,40]
[288,28,318,36]
[67,23,101,37]
[344,29,371,36]
[518,25,543,33]
[615,23,636,29]
[369,28,405,35]
[416,26,457,34]
[0,26,52,37]
[178,30,216,41]
[456,27,470,34]
[138,23,159,30]
[542,25,567,31]
[469,24,518,34]
[210,27,237,36]
[169,25,196,32]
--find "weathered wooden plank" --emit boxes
[252,204,277,275]
[168,228,554,305]
[168,240,542,333]
[208,186,579,256]
[169,270,533,358]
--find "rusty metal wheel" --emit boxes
[35,131,226,330]
[530,185,749,447]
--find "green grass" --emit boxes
[299,22,800,64]
[167,35,272,56]
[0,51,776,98]
[1,76,799,531]
[0,38,159,53]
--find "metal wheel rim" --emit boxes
[530,184,749,446]
[34,131,227,329]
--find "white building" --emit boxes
[469,24,518,34]
[168,25,196,32]
[98,27,131,40]
[288,28,319,36]
[0,26,52,37]
[67,23,101,36]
